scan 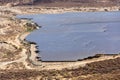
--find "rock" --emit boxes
[6,3,14,7]
[13,2,20,6]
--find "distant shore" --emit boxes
[16,6,120,14]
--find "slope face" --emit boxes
[1,0,120,4]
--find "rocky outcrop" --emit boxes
[34,0,120,3]
[1,0,120,5]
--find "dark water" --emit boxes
[17,11,120,61]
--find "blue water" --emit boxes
[17,11,120,61]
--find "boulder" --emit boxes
[6,3,14,7]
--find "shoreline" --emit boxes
[26,6,120,14]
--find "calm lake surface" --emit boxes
[17,11,120,61]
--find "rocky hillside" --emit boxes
[0,0,120,3]
[34,0,120,7]
[36,0,119,3]
[1,0,120,6]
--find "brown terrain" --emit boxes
[1,0,120,7]
[0,0,120,80]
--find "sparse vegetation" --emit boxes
[0,47,21,62]
[24,22,37,32]
[0,58,120,80]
